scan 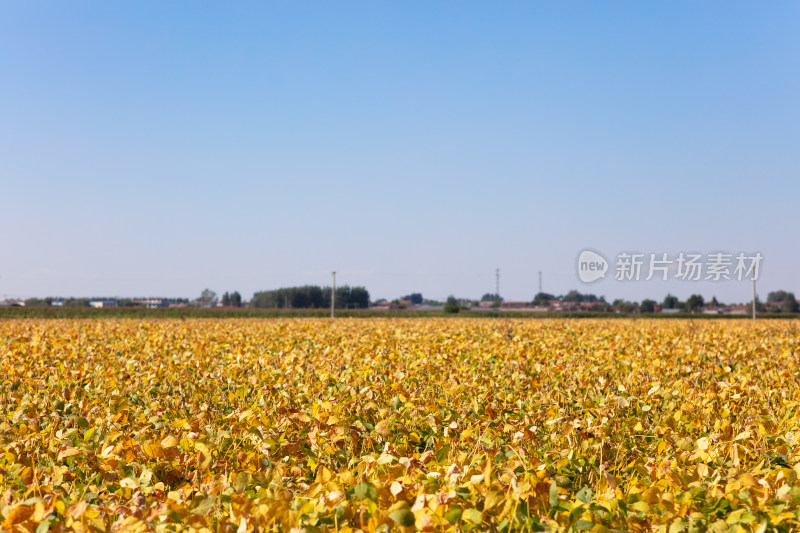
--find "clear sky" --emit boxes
[2,2,798,304]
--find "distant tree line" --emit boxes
[220,291,242,307]
[18,286,800,314]
[23,297,189,307]
[250,285,369,309]
[525,290,800,314]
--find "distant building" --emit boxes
[133,298,168,308]
[89,300,118,308]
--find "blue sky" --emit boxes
[2,2,798,303]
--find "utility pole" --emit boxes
[538,270,542,294]
[752,277,756,321]
[331,271,336,319]
[495,268,500,299]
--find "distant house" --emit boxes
[660,308,682,314]
[132,298,168,308]
[89,300,118,308]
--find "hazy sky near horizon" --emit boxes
[2,2,798,303]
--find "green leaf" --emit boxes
[555,474,572,488]
[463,508,482,525]
[576,486,593,504]
[575,520,594,531]
[234,472,249,492]
[389,508,415,527]
[669,520,687,533]
[445,506,462,524]
[83,426,97,442]
[455,486,471,499]
[354,481,377,501]
[35,517,53,533]
[192,496,215,515]
[436,444,450,463]
[549,482,558,507]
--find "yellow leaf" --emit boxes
[57,447,80,461]
[161,434,179,448]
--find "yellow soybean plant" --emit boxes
[1,319,800,532]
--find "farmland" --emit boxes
[1,319,800,532]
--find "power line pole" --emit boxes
[331,271,336,318]
[538,270,542,293]
[495,268,500,298]
[752,277,756,321]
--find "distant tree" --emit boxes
[590,301,610,312]
[686,294,705,313]
[402,293,424,305]
[221,291,242,307]
[767,290,792,303]
[24,297,52,307]
[532,292,555,306]
[339,286,370,309]
[639,299,656,313]
[765,291,799,312]
[481,293,503,303]
[197,289,218,307]
[444,296,460,314]
[564,290,582,302]
[662,293,679,309]
[563,290,601,303]
[231,291,242,307]
[710,296,720,307]
[781,293,799,313]
[250,285,369,309]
